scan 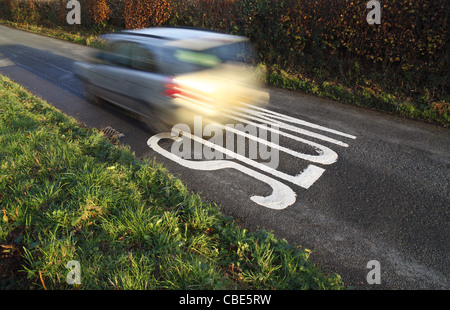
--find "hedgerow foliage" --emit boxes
[123,0,173,29]
[0,0,448,114]
[277,0,448,102]
[85,0,110,25]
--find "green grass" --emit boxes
[0,19,106,47]
[0,74,344,290]
[262,65,449,127]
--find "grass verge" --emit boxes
[0,19,105,47]
[0,74,344,290]
[0,19,447,127]
[263,65,449,127]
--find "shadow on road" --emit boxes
[0,43,157,136]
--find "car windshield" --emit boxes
[161,41,258,75]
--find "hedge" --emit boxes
[0,0,448,120]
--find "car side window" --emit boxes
[130,44,158,73]
[101,41,131,67]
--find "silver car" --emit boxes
[74,27,269,132]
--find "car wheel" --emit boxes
[143,113,171,134]
[82,81,101,105]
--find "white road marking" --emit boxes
[225,108,351,147]
[170,126,326,189]
[238,102,357,139]
[147,104,357,210]
[213,122,339,165]
[148,132,296,210]
[0,53,14,68]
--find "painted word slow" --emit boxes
[147,103,356,210]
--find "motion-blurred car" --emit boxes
[74,27,269,132]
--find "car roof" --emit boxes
[121,27,242,40]
[108,27,248,51]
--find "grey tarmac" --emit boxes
[1,25,448,289]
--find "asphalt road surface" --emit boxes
[1,25,448,290]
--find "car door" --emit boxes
[91,41,135,110]
[120,43,167,117]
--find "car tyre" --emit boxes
[145,114,171,134]
[82,81,101,105]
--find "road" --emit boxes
[1,25,449,289]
